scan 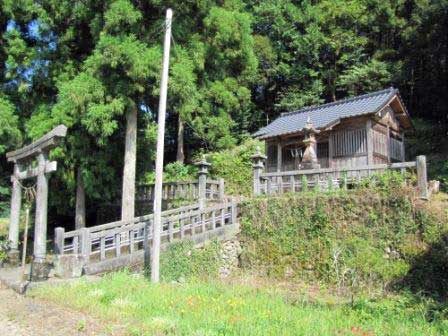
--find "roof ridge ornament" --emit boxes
[302,117,320,135]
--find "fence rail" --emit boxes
[136,178,225,202]
[56,203,200,255]
[55,201,239,274]
[254,158,428,197]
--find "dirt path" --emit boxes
[0,284,123,336]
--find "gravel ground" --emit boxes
[0,283,123,336]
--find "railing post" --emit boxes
[218,178,225,200]
[196,155,211,209]
[416,155,428,199]
[231,201,237,225]
[251,147,267,196]
[266,178,271,194]
[54,227,65,255]
[327,175,333,192]
[80,228,91,262]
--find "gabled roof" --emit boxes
[254,87,410,139]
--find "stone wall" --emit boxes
[218,239,242,277]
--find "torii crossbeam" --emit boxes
[6,125,67,280]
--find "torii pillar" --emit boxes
[6,125,67,280]
[8,164,22,265]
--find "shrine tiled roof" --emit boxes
[254,87,402,139]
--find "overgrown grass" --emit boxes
[240,185,448,298]
[31,271,447,335]
[30,177,448,335]
[160,240,221,281]
[0,217,8,237]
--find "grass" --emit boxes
[30,271,447,336]
[0,217,8,237]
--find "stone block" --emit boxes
[54,254,85,279]
[429,180,440,196]
[31,260,52,281]
[6,249,20,267]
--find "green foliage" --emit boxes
[337,59,392,96]
[0,97,21,154]
[301,175,308,192]
[406,118,448,191]
[0,187,9,217]
[144,161,197,184]
[206,138,262,196]
[240,187,448,292]
[1,0,447,224]
[358,170,411,195]
[164,162,198,182]
[32,271,448,335]
[159,239,221,281]
[0,236,10,262]
[433,161,448,192]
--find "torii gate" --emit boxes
[6,125,67,280]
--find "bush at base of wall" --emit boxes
[240,187,448,298]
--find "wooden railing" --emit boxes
[55,201,239,274]
[206,179,225,200]
[136,178,225,202]
[136,181,199,201]
[254,157,428,198]
[55,203,200,255]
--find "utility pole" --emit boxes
[150,8,172,283]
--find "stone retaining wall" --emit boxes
[218,239,242,277]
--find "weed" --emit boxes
[31,272,448,336]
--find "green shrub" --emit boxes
[430,159,448,192]
[406,118,448,191]
[0,185,10,218]
[0,236,10,262]
[206,138,262,196]
[159,239,221,281]
[358,170,411,194]
[164,161,198,182]
[144,162,198,184]
[240,187,448,292]
[142,139,262,197]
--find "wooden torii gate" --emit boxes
[6,125,67,280]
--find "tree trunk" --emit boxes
[330,81,337,102]
[75,168,86,229]
[121,102,137,220]
[176,114,185,163]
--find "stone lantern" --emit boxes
[300,117,320,169]
[195,155,211,208]
[251,146,267,195]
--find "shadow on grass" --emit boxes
[398,233,448,302]
[394,233,448,325]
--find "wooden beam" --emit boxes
[366,119,373,165]
[386,125,391,163]
[16,161,57,180]
[401,132,406,161]
[6,125,67,162]
[328,133,334,168]
[259,161,417,178]
[324,118,341,131]
[277,141,282,172]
